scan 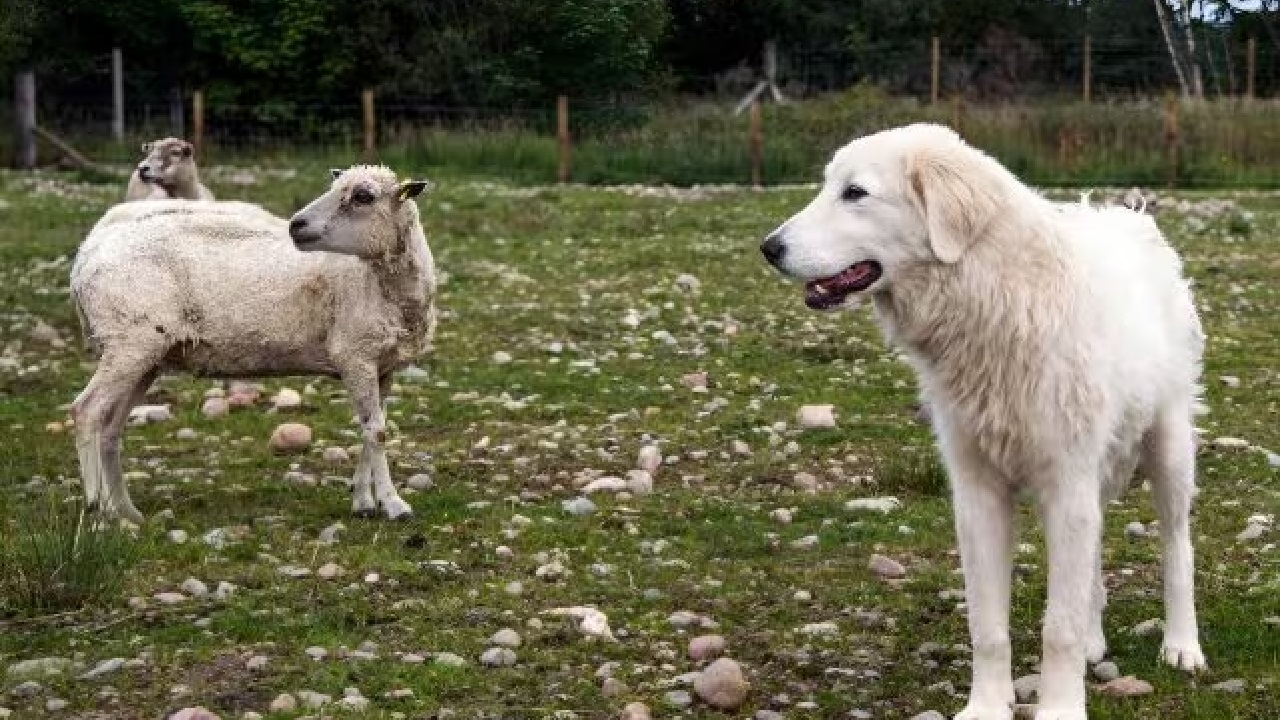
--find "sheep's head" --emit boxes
[136,137,196,187]
[289,165,431,259]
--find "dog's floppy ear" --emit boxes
[908,143,1002,264]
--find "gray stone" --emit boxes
[663,690,693,709]
[7,657,71,678]
[489,628,522,648]
[1211,678,1246,694]
[479,647,517,667]
[1092,661,1120,682]
[868,553,906,579]
[562,496,596,517]
[79,658,126,680]
[693,658,750,710]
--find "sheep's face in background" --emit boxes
[289,166,430,259]
[136,137,196,187]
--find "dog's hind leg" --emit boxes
[1143,405,1207,673]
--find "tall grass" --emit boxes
[10,86,1280,187]
[0,501,138,618]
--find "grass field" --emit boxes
[0,164,1277,720]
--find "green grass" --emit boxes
[0,165,1276,719]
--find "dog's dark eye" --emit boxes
[351,188,376,205]
[841,184,868,202]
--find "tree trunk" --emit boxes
[1152,0,1192,97]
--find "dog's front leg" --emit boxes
[946,441,1016,720]
[1034,471,1102,720]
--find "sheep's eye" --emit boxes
[841,184,868,202]
[351,188,376,205]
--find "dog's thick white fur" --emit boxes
[763,124,1205,720]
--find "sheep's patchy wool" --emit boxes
[71,165,436,523]
[764,123,1206,720]
[124,137,215,201]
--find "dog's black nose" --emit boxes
[289,217,308,234]
[760,234,786,264]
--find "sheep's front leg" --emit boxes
[342,365,413,520]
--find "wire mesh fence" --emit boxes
[7,36,1280,187]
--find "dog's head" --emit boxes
[761,123,1006,310]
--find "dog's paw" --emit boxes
[954,703,1014,720]
[1085,632,1108,665]
[1033,706,1086,720]
[1160,637,1207,673]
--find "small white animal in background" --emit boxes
[762,123,1206,720]
[124,137,214,201]
[71,165,435,523]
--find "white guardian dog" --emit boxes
[761,124,1206,720]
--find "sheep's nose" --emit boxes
[760,233,786,265]
[137,165,151,179]
[289,217,308,234]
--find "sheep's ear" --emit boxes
[397,180,433,201]
[180,142,194,158]
[141,142,154,153]
[907,144,1002,264]
[330,168,344,181]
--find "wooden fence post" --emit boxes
[1245,37,1256,101]
[556,95,570,183]
[930,36,941,105]
[362,89,376,160]
[192,90,204,159]
[749,98,763,188]
[112,48,124,141]
[1164,93,1179,188]
[169,87,185,137]
[14,71,36,169]
[1082,35,1092,103]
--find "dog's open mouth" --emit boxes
[804,261,882,310]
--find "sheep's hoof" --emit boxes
[382,498,414,521]
[351,507,378,519]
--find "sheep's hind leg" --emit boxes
[350,446,377,518]
[71,349,159,524]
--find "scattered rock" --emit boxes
[582,476,627,494]
[434,653,467,667]
[1129,618,1163,637]
[492,351,513,364]
[318,522,345,544]
[78,658,126,680]
[168,708,221,720]
[480,647,517,667]
[544,606,616,640]
[6,655,70,676]
[304,647,328,661]
[167,529,188,544]
[674,274,701,294]
[688,635,726,662]
[406,473,434,490]
[322,446,350,464]
[245,655,269,671]
[1211,678,1246,694]
[318,563,344,579]
[681,372,708,391]
[9,681,41,698]
[845,496,901,513]
[637,445,663,473]
[1124,521,1148,539]
[201,397,229,418]
[490,628,522,648]
[664,690,693,709]
[296,690,331,709]
[1237,522,1267,542]
[620,702,652,720]
[909,712,946,720]
[269,694,297,713]
[868,553,906,579]
[770,508,793,524]
[694,658,750,710]
[1211,436,1250,451]
[601,677,628,698]
[128,404,172,425]
[790,534,819,549]
[153,592,187,605]
[1092,661,1120,682]
[1098,676,1153,697]
[563,496,596,516]
[271,388,303,410]
[180,578,208,597]
[796,404,836,429]
[45,698,69,712]
[269,422,312,453]
[799,622,839,637]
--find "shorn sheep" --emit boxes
[124,137,215,201]
[71,166,435,523]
